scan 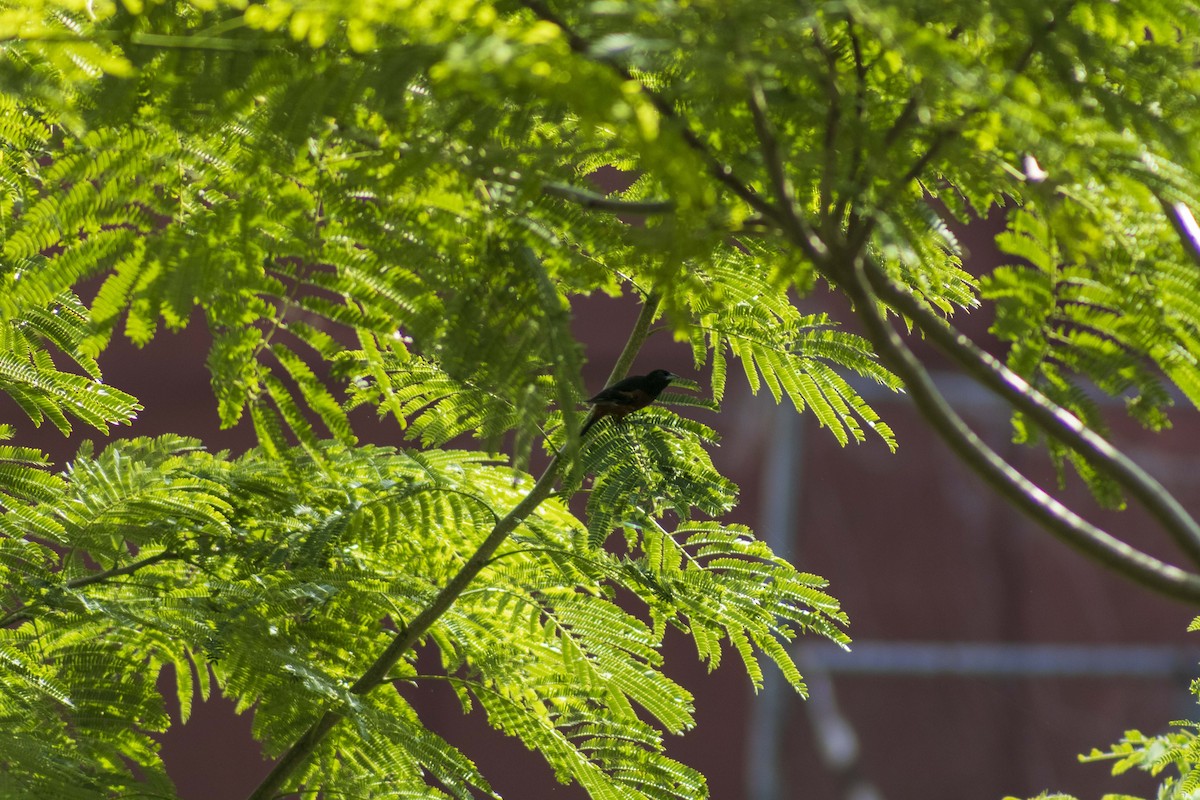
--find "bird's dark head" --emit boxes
[646,369,678,389]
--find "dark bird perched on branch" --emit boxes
[580,369,679,437]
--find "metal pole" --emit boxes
[746,400,883,800]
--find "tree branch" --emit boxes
[244,293,663,800]
[1158,194,1200,270]
[859,260,1200,569]
[811,27,843,224]
[842,257,1200,603]
[64,550,176,589]
[523,0,1200,602]
[847,3,1073,251]
[744,73,828,263]
[837,16,869,227]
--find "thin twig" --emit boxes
[65,550,176,589]
[0,551,177,628]
[811,27,843,224]
[744,73,828,263]
[127,31,278,52]
[839,17,869,224]
[542,182,674,215]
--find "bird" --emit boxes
[579,369,679,437]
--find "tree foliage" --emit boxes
[1,0,1200,798]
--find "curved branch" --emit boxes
[244,293,663,800]
[845,259,1200,603]
[859,259,1200,570]
[738,49,1200,597]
